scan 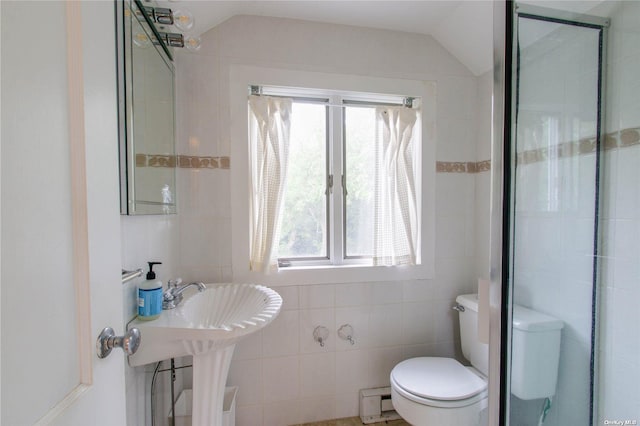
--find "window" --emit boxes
[250,85,422,268]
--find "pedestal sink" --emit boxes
[128,283,282,425]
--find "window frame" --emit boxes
[260,87,413,267]
[230,66,436,286]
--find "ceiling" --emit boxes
[160,0,494,76]
[158,0,611,77]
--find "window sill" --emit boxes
[280,263,372,270]
[233,261,433,287]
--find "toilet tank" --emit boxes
[510,305,563,400]
[456,294,489,377]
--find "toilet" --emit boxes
[390,294,563,426]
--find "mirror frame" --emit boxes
[116,0,177,215]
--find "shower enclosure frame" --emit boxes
[490,2,609,425]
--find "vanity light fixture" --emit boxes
[184,35,201,52]
[134,2,200,52]
[173,9,194,32]
[133,31,152,48]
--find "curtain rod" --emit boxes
[249,85,415,109]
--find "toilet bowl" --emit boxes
[390,294,563,426]
[390,357,488,426]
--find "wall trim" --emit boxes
[135,128,639,172]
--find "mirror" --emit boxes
[117,0,177,215]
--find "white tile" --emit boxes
[234,330,263,360]
[263,401,300,426]
[435,257,474,284]
[436,118,475,162]
[613,256,640,290]
[402,279,435,303]
[427,340,458,359]
[335,282,371,307]
[437,76,477,120]
[273,285,299,310]
[262,356,300,403]
[434,276,475,304]
[614,219,640,261]
[369,304,403,348]
[335,350,371,395]
[401,344,430,360]
[298,397,336,424]
[227,359,263,406]
[611,287,640,366]
[221,266,233,282]
[300,284,335,309]
[218,218,233,266]
[432,299,458,343]
[178,216,219,268]
[402,302,435,345]
[435,213,467,260]
[300,352,336,397]
[235,405,263,426]
[335,306,370,350]
[300,308,336,353]
[215,170,232,219]
[334,392,360,419]
[602,358,640,420]
[262,310,300,357]
[369,347,403,388]
[554,339,592,426]
[370,281,403,305]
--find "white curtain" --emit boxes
[373,106,419,266]
[248,95,293,273]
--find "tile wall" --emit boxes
[122,15,493,426]
[598,0,640,421]
[171,15,492,426]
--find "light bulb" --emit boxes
[173,10,194,32]
[133,32,151,48]
[184,35,202,52]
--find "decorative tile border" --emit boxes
[178,155,230,169]
[618,127,640,146]
[476,159,491,172]
[517,127,640,166]
[436,161,487,173]
[133,127,639,173]
[135,154,230,169]
[136,154,176,168]
[138,154,490,173]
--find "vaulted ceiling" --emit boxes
[159,0,610,77]
[161,1,494,75]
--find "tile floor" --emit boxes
[297,417,410,426]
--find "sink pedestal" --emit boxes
[127,284,282,424]
[189,344,236,426]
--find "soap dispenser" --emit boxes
[138,261,163,320]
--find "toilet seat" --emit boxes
[391,357,488,408]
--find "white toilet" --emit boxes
[390,294,563,426]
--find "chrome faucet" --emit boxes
[162,279,206,309]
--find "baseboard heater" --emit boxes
[359,386,402,424]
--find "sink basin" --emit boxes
[129,283,282,366]
[127,283,282,426]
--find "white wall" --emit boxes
[598,0,640,421]
[172,15,488,425]
[475,70,493,281]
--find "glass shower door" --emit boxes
[506,6,607,426]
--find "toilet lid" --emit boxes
[391,357,487,401]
